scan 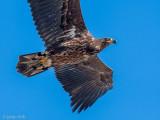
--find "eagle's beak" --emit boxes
[112,39,117,44]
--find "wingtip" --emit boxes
[78,109,83,114]
[72,109,76,113]
[72,108,82,114]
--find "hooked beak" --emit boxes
[112,39,117,44]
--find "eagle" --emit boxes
[16,0,117,113]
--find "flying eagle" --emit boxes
[16,0,117,113]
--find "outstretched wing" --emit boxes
[27,0,87,48]
[54,56,113,113]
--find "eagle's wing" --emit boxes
[27,0,87,48]
[54,56,113,113]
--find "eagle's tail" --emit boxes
[16,51,52,77]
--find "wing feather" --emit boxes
[54,56,113,113]
[27,0,87,48]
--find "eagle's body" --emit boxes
[16,0,117,113]
[48,36,109,66]
[49,33,99,66]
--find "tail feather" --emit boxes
[16,51,52,77]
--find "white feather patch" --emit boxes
[56,26,76,40]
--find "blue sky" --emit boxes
[0,0,160,120]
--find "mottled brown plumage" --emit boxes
[16,0,117,113]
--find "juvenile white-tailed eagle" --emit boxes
[16,0,117,113]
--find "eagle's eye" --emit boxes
[105,37,112,41]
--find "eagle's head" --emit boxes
[100,37,117,50]
[103,37,117,45]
